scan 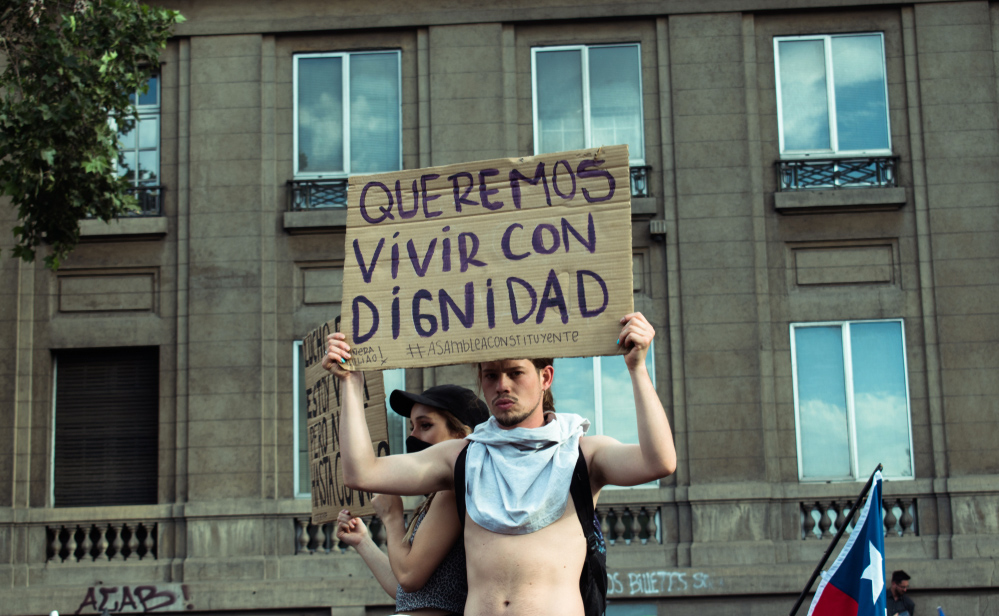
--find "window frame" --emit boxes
[293,340,310,499]
[116,74,161,189]
[531,43,646,166]
[292,50,403,180]
[773,33,892,160]
[50,357,58,507]
[789,319,915,483]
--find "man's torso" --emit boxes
[462,495,587,616]
[458,437,603,616]
[886,592,915,616]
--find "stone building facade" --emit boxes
[2,0,998,614]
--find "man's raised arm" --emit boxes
[586,312,677,489]
[324,333,458,496]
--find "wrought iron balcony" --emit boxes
[777,157,897,191]
[83,186,163,219]
[289,178,348,210]
[123,185,163,216]
[289,169,650,211]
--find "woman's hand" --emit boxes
[337,508,399,599]
[335,508,368,547]
[323,332,354,376]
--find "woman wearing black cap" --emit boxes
[336,385,489,616]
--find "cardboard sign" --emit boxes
[302,316,389,521]
[341,145,634,370]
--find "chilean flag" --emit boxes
[807,470,887,616]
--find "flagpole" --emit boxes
[788,464,884,616]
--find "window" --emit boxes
[293,51,402,180]
[293,341,404,497]
[532,44,645,166]
[52,347,159,507]
[790,320,914,482]
[552,345,655,451]
[774,34,890,158]
[116,75,161,215]
[382,370,407,453]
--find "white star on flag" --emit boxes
[861,540,884,603]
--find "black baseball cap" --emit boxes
[389,385,490,429]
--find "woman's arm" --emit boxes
[336,509,398,598]
[376,491,463,593]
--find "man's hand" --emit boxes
[586,310,675,489]
[618,312,655,371]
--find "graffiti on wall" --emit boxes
[607,570,719,597]
[74,584,192,614]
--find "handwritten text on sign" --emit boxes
[342,145,634,369]
[302,316,389,521]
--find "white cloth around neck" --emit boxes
[463,412,590,535]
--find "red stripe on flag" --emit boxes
[811,583,859,616]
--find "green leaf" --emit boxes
[82,157,108,174]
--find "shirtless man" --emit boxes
[324,312,676,616]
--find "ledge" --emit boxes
[685,477,935,502]
[48,314,170,348]
[7,503,180,524]
[774,187,906,214]
[284,208,347,233]
[79,216,168,239]
[631,197,657,216]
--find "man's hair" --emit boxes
[476,358,556,412]
[891,570,910,584]
[531,358,555,411]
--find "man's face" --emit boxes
[479,359,553,428]
[891,580,909,597]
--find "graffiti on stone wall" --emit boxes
[74,584,192,614]
[607,570,719,597]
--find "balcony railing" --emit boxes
[800,497,918,540]
[47,521,158,562]
[83,186,163,220]
[295,516,384,554]
[289,167,652,212]
[777,157,897,191]
[289,179,348,210]
[599,503,661,546]
[125,185,163,216]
